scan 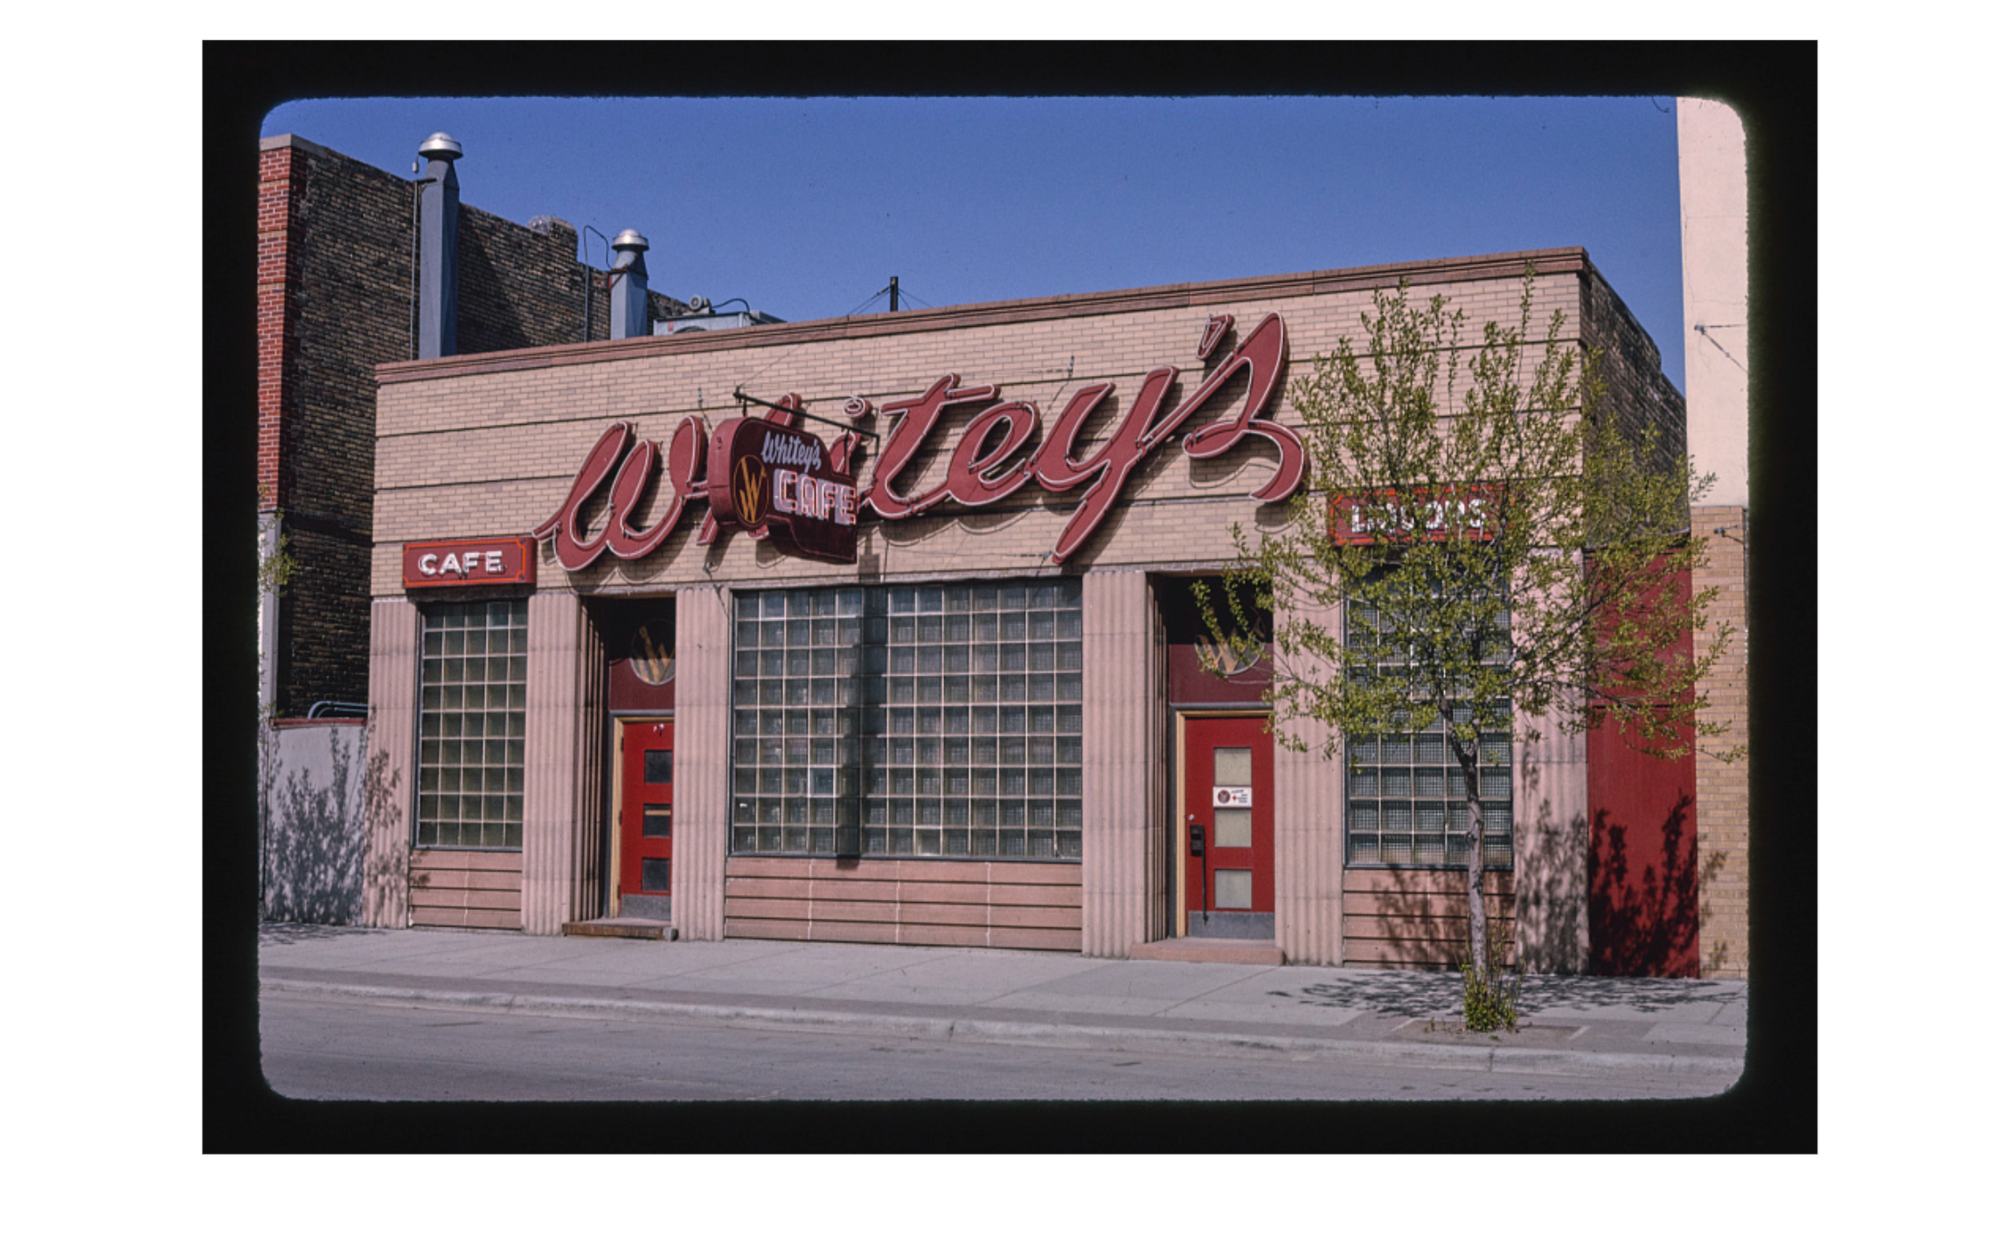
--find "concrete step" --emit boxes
[561,918,676,941]
[1128,937,1283,965]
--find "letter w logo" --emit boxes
[733,456,767,526]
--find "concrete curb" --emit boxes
[263,978,1744,1082]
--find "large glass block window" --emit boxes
[417,600,528,848]
[1344,598,1512,869]
[732,581,1084,861]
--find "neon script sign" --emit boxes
[707,413,861,563]
[530,313,1306,569]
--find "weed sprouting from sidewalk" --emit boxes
[1460,936,1522,1033]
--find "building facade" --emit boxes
[356,245,1726,974]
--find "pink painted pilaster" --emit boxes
[1081,569,1166,956]
[1515,690,1590,973]
[361,598,418,928]
[672,585,732,941]
[1270,593,1344,965]
[521,591,607,934]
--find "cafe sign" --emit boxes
[706,415,860,563]
[402,536,537,589]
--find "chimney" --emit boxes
[609,229,650,340]
[416,132,462,358]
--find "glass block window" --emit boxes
[1344,598,1512,869]
[416,600,528,848]
[732,580,1084,861]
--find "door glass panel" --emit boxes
[641,858,671,891]
[1214,869,1253,909]
[1213,746,1252,787]
[1214,807,1252,849]
[644,749,673,784]
[642,805,672,838]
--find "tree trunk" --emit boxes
[1451,734,1488,983]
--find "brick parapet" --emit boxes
[1580,264,1688,485]
[257,143,305,511]
[380,247,1592,387]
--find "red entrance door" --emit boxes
[1183,714,1274,937]
[618,719,675,916]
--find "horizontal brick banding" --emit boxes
[409,848,522,930]
[1341,867,1517,970]
[723,856,1083,951]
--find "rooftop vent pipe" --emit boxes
[416,132,462,358]
[608,228,650,340]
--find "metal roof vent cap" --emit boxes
[418,132,463,161]
[607,228,651,339]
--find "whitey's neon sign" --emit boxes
[529,313,1305,569]
[707,411,861,563]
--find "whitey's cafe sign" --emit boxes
[527,313,1304,569]
[707,409,862,563]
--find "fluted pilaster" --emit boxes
[521,591,608,934]
[1270,592,1344,965]
[673,585,732,940]
[361,598,418,928]
[1081,569,1166,956]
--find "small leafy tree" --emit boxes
[1198,273,1734,1027]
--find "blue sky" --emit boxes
[264,95,1687,391]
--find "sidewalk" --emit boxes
[258,922,1746,1086]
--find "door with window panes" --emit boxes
[1182,714,1274,937]
[617,719,675,916]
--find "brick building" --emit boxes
[356,244,1734,976]
[256,131,687,720]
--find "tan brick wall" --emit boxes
[1692,504,1749,978]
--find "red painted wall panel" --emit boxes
[1586,567,1700,977]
